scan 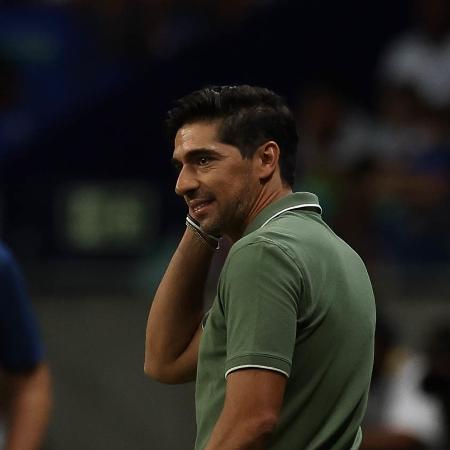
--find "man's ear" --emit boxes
[256,141,280,181]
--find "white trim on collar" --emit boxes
[260,203,322,228]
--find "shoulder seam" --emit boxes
[231,237,304,275]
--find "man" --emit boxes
[145,85,376,449]
[0,243,52,450]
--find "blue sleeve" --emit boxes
[0,244,45,372]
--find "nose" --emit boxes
[175,166,199,197]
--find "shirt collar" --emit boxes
[243,192,322,237]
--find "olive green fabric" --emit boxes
[195,192,376,449]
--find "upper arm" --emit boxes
[173,323,203,383]
[222,368,287,425]
[5,362,51,391]
[204,368,287,448]
[147,324,202,384]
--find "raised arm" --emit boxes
[144,226,215,384]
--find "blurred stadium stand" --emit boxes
[0,1,449,449]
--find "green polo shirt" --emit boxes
[195,192,376,450]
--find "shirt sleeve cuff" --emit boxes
[225,354,291,379]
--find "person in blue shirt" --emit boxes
[0,243,52,450]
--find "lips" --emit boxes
[188,198,214,216]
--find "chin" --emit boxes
[203,225,221,237]
[201,219,222,237]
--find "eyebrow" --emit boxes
[171,148,223,167]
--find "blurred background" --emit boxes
[0,0,449,449]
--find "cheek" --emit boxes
[210,163,256,201]
[224,175,250,197]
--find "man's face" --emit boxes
[172,121,260,238]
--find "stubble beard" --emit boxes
[202,201,247,238]
[202,181,256,239]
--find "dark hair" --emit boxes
[166,85,298,187]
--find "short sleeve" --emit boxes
[219,238,301,378]
[0,246,45,372]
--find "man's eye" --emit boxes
[198,156,209,166]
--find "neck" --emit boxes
[226,183,292,242]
